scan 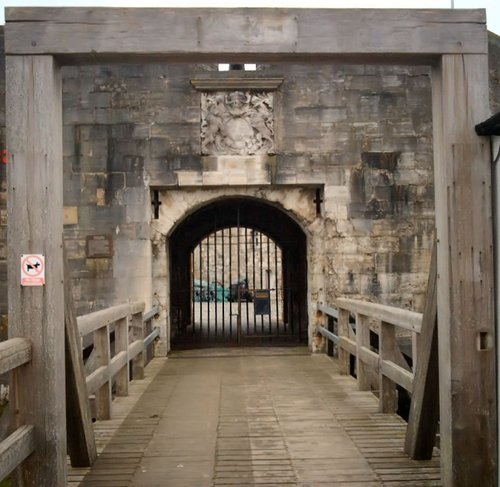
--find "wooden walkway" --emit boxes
[68,348,441,487]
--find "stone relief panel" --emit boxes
[201,91,274,155]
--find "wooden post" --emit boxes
[64,250,97,467]
[6,55,66,486]
[405,239,439,460]
[94,325,112,420]
[432,54,497,485]
[114,317,129,396]
[327,315,334,357]
[130,311,145,380]
[379,321,397,413]
[144,314,153,364]
[338,308,350,375]
[356,314,370,390]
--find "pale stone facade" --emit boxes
[0,29,499,350]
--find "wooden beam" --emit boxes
[0,338,31,375]
[379,321,398,413]
[405,240,439,460]
[432,54,497,485]
[6,55,66,486]
[64,250,97,468]
[77,303,130,337]
[4,8,487,59]
[336,298,422,333]
[380,360,413,393]
[355,314,371,390]
[338,309,351,374]
[358,346,379,372]
[0,425,35,481]
[130,311,145,380]
[94,325,112,420]
[113,317,129,397]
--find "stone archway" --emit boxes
[168,197,308,348]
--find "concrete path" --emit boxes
[70,348,441,486]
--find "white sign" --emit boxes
[20,254,45,286]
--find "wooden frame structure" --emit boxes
[4,8,496,486]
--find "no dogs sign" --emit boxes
[20,254,45,286]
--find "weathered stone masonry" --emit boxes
[62,60,436,351]
[1,30,499,349]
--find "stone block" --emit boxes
[78,205,126,230]
[64,206,79,225]
[64,238,86,260]
[361,152,399,171]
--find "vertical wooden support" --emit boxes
[338,308,350,375]
[405,239,439,460]
[94,326,112,420]
[6,55,66,486]
[432,54,497,485]
[411,332,419,371]
[356,314,370,390]
[144,314,153,364]
[379,321,397,413]
[114,317,129,396]
[131,311,145,380]
[327,315,334,357]
[64,249,97,467]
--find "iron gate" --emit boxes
[169,198,307,348]
[190,226,290,344]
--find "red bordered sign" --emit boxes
[20,254,45,286]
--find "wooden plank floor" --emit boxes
[69,348,441,486]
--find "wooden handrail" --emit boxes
[0,340,34,481]
[318,298,422,414]
[335,298,422,333]
[0,338,32,375]
[0,302,160,482]
[77,301,144,337]
[0,425,35,481]
[143,305,160,323]
[76,302,159,421]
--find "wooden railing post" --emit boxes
[145,314,153,364]
[130,311,145,380]
[94,325,112,420]
[114,317,129,396]
[338,308,350,375]
[356,314,370,390]
[327,315,335,357]
[379,321,398,413]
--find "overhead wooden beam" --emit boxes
[432,54,497,485]
[4,8,487,59]
[6,55,66,486]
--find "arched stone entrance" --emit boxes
[168,197,308,348]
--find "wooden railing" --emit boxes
[317,298,422,413]
[0,338,35,480]
[77,302,160,420]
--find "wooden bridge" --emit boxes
[1,6,498,486]
[1,289,442,486]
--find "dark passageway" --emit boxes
[169,197,308,348]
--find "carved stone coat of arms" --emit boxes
[201,91,274,155]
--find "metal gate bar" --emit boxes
[190,212,294,344]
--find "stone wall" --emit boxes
[0,31,499,349]
[490,32,500,114]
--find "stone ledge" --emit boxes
[190,77,283,91]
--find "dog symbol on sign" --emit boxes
[20,254,45,286]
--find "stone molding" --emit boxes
[190,77,283,92]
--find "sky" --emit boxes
[0,0,499,35]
